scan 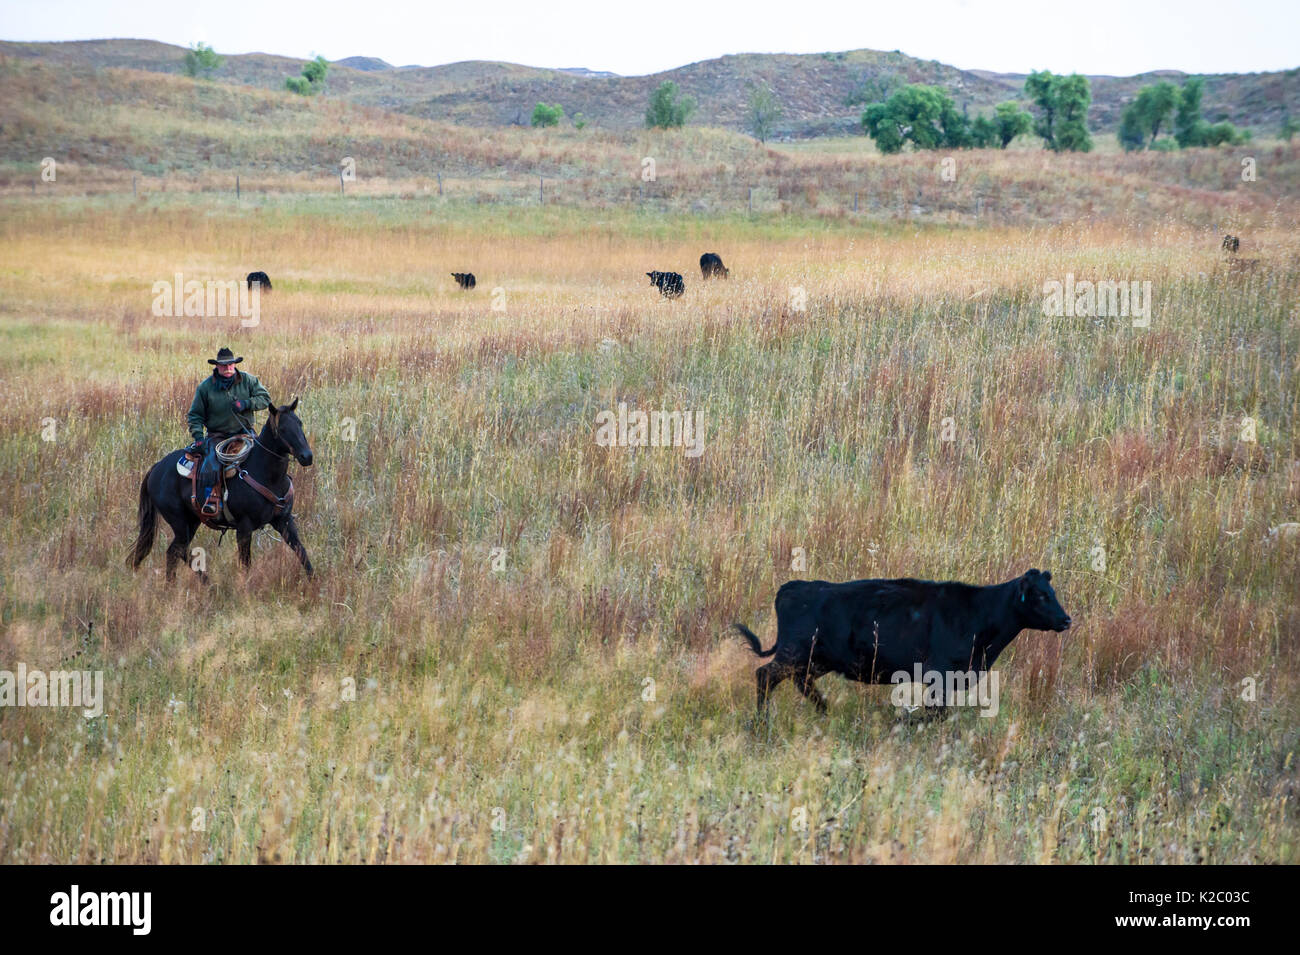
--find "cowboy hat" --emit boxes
[207,347,243,366]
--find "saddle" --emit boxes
[179,434,253,526]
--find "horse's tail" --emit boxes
[128,468,158,569]
[733,623,778,657]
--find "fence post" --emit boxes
[748,187,752,214]
[437,171,442,196]
[854,191,858,213]
[235,175,239,200]
[340,169,345,195]
[539,177,544,203]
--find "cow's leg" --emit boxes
[273,514,313,578]
[794,670,828,714]
[755,662,789,719]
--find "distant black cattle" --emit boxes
[246,271,272,292]
[452,272,477,290]
[1222,235,1240,253]
[735,569,1071,718]
[647,271,685,298]
[699,252,729,279]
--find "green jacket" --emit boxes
[187,370,272,440]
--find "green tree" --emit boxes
[1281,115,1300,141]
[286,56,329,96]
[1174,76,1206,147]
[1118,106,1147,151]
[1122,76,1250,149]
[1025,70,1092,152]
[992,101,1033,148]
[645,81,696,129]
[746,82,783,143]
[1054,75,1093,152]
[861,84,962,153]
[970,115,998,149]
[938,99,972,148]
[182,42,223,79]
[1203,121,1249,146]
[1024,71,1059,148]
[531,102,564,127]
[572,112,587,130]
[1132,80,1179,146]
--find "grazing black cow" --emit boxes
[647,270,685,299]
[452,272,477,290]
[1222,235,1240,253]
[246,271,272,292]
[734,569,1071,718]
[700,252,729,279]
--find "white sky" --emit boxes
[1,0,1297,76]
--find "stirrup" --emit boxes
[201,488,221,517]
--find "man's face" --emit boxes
[217,363,236,378]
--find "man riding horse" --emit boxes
[128,348,315,581]
[186,347,272,517]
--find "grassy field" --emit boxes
[0,153,1298,862]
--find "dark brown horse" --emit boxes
[129,399,314,580]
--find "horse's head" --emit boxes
[266,397,313,467]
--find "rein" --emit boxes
[254,422,292,461]
[244,420,294,513]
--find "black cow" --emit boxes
[700,252,729,279]
[647,271,685,299]
[246,271,272,292]
[452,272,477,290]
[1222,235,1240,253]
[734,569,1071,717]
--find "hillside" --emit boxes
[3,55,1297,232]
[2,38,1297,137]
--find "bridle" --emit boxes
[237,416,298,520]
[236,414,302,519]
[255,414,296,461]
[254,434,291,461]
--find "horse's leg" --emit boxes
[163,513,199,583]
[236,522,254,572]
[273,515,313,578]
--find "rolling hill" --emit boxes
[2,38,1297,138]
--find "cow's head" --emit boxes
[647,271,663,285]
[1016,569,1071,632]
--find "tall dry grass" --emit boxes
[0,187,1296,863]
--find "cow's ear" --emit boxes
[1043,570,1051,582]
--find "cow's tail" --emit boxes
[128,469,158,569]
[733,623,778,658]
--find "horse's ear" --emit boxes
[266,401,278,418]
[287,396,299,413]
